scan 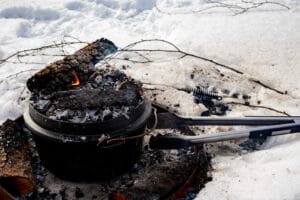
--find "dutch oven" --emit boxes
[23,98,152,181]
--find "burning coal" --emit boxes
[71,71,80,86]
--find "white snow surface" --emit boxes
[0,0,300,199]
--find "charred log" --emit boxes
[50,81,143,110]
[0,119,35,196]
[27,38,117,93]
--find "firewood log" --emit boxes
[51,81,142,109]
[0,119,35,196]
[27,38,117,93]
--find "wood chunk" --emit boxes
[0,119,35,196]
[27,38,117,93]
[51,81,142,109]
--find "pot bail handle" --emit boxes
[97,107,157,145]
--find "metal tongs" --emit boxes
[149,107,300,149]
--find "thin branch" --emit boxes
[227,101,290,116]
[118,49,244,74]
[0,69,37,84]
[17,86,27,104]
[249,78,286,95]
[6,61,48,65]
[121,39,181,51]
[109,57,152,64]
[155,0,290,15]
[0,41,87,66]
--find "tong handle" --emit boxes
[175,116,300,126]
[155,112,300,129]
[150,121,300,149]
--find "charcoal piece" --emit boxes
[51,81,142,110]
[0,119,35,196]
[27,38,117,93]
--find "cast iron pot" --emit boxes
[23,98,152,181]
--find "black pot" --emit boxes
[23,99,152,181]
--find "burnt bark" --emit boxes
[0,119,35,196]
[27,38,117,93]
[51,81,142,109]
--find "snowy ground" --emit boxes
[0,0,299,199]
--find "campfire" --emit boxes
[2,38,209,199]
[1,37,299,199]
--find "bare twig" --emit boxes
[249,78,286,95]
[155,0,290,15]
[0,69,37,84]
[109,57,152,64]
[0,41,87,66]
[115,39,244,74]
[6,61,48,65]
[227,101,290,116]
[17,86,27,104]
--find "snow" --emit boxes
[0,0,299,199]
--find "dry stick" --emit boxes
[119,49,244,74]
[227,101,290,116]
[5,61,47,65]
[122,38,181,51]
[155,0,289,15]
[0,69,37,84]
[110,57,152,64]
[155,2,239,15]
[117,39,243,74]
[236,0,290,15]
[249,78,286,95]
[17,86,27,104]
[0,41,87,65]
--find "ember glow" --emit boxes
[71,71,80,86]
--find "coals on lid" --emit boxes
[30,68,143,123]
[27,38,144,124]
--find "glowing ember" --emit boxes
[71,71,80,86]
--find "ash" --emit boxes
[30,68,143,123]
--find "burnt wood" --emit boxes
[0,119,35,196]
[27,38,117,93]
[51,81,142,110]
